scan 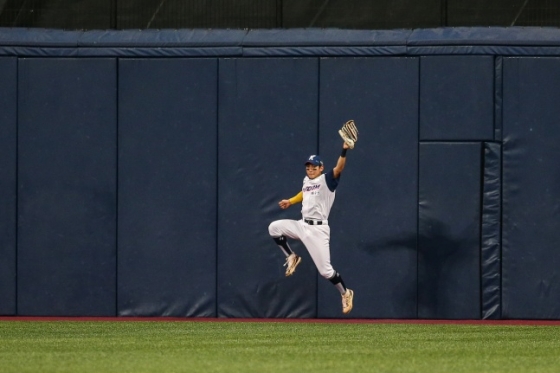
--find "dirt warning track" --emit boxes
[1,316,560,325]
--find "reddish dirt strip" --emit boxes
[1,317,560,325]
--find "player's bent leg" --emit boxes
[318,267,336,280]
[268,219,301,240]
[272,236,294,257]
[271,236,302,276]
[268,220,303,277]
[269,220,299,257]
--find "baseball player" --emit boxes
[268,141,354,314]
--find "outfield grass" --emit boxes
[0,321,559,373]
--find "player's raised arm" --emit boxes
[334,120,358,179]
[333,142,350,179]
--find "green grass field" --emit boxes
[1,320,559,373]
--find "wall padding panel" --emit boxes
[481,142,501,319]
[18,58,117,316]
[118,58,218,317]
[218,58,319,317]
[317,57,419,318]
[418,142,482,319]
[0,57,17,315]
[502,57,560,319]
[420,56,494,141]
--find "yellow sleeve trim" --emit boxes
[288,191,303,205]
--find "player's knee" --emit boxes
[320,268,336,280]
[268,221,281,237]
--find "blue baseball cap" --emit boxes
[305,155,323,166]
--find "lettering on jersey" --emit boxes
[303,184,321,192]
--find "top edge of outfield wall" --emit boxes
[2,26,560,57]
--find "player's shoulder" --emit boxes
[324,169,339,192]
[324,169,337,180]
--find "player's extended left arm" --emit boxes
[333,141,350,179]
[278,191,303,209]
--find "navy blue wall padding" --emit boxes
[408,27,560,46]
[408,27,560,55]
[0,47,82,57]
[217,58,319,318]
[494,57,503,141]
[407,45,560,56]
[4,27,560,319]
[407,28,560,55]
[117,59,218,317]
[75,29,247,57]
[242,29,411,46]
[5,26,560,49]
[0,57,17,315]
[242,29,410,56]
[0,28,81,46]
[78,29,247,47]
[418,142,482,319]
[317,57,419,318]
[242,46,407,57]
[4,27,560,57]
[481,142,502,320]
[17,58,117,316]
[74,47,241,58]
[502,57,560,319]
[420,56,494,141]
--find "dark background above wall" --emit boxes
[1,0,559,30]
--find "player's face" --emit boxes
[305,164,324,179]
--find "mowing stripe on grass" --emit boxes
[1,320,559,373]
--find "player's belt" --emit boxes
[304,219,328,225]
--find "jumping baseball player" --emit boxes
[268,140,354,314]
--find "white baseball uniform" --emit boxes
[268,169,339,279]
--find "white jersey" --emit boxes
[300,170,339,220]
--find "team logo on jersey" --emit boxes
[303,184,321,192]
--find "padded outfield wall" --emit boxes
[1,27,560,319]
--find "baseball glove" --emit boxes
[338,120,359,149]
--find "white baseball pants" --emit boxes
[268,219,335,279]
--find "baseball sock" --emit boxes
[273,236,294,257]
[328,272,347,295]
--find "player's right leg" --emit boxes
[268,219,303,276]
